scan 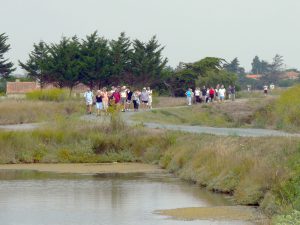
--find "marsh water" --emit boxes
[0,170,253,225]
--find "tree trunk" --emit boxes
[69,87,73,97]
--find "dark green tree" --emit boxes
[80,31,110,89]
[0,33,15,78]
[19,41,50,88]
[270,54,284,74]
[224,57,239,73]
[262,54,284,84]
[199,70,237,88]
[109,32,132,84]
[251,56,271,74]
[184,57,237,87]
[185,57,224,75]
[173,69,197,96]
[224,57,245,75]
[131,36,168,86]
[251,56,261,74]
[47,36,84,94]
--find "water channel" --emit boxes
[0,170,254,225]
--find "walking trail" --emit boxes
[1,106,299,138]
[121,110,300,137]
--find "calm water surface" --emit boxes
[0,170,253,225]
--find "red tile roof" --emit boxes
[246,74,262,80]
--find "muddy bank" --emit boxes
[157,206,268,224]
[0,163,164,174]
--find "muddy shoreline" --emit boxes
[0,163,164,174]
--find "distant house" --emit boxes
[246,74,262,80]
[6,81,38,94]
[280,71,299,80]
[6,81,89,95]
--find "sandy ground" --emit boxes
[0,163,164,174]
[157,206,268,224]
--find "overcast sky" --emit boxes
[1,0,300,73]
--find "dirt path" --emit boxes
[122,108,300,137]
[0,123,42,131]
[0,163,164,174]
[1,101,299,138]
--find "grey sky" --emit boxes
[1,0,300,73]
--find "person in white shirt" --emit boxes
[147,87,153,109]
[120,86,127,112]
[218,85,226,102]
[84,88,94,114]
[195,87,201,103]
[263,85,268,96]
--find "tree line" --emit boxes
[18,32,167,92]
[0,32,298,96]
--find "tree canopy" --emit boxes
[20,32,168,92]
[0,33,15,78]
[19,41,50,88]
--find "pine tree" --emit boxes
[0,33,15,78]
[224,58,245,75]
[19,41,50,88]
[251,56,261,74]
[47,36,84,94]
[80,31,110,89]
[109,32,132,84]
[131,36,167,86]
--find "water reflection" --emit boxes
[0,170,252,225]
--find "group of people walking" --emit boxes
[84,86,153,115]
[185,85,236,106]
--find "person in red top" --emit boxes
[112,88,121,104]
[209,87,215,102]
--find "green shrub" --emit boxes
[275,85,300,130]
[26,88,68,101]
[274,210,300,225]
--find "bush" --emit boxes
[275,85,300,130]
[274,210,300,225]
[26,88,68,101]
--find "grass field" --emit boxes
[0,99,84,125]
[133,98,274,128]
[0,96,186,125]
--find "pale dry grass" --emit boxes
[0,99,83,125]
[153,97,186,108]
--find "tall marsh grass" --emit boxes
[158,133,300,220]
[253,85,300,131]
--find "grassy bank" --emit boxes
[133,98,273,128]
[0,94,185,125]
[134,85,300,133]
[0,115,174,164]
[158,133,300,221]
[253,85,300,132]
[0,99,83,125]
